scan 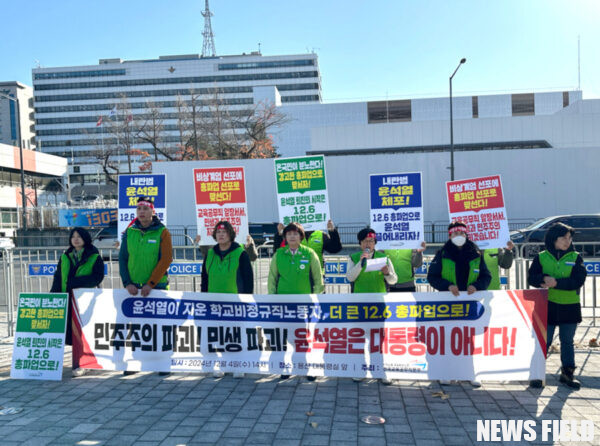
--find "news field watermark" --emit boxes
[477,419,595,442]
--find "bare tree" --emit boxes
[88,95,141,182]
[175,88,287,160]
[135,100,181,165]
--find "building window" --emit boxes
[511,93,535,116]
[34,97,255,114]
[280,95,320,103]
[0,208,18,228]
[367,100,411,123]
[472,96,479,118]
[218,59,315,70]
[33,71,319,91]
[33,69,126,80]
[388,100,411,122]
[563,91,569,107]
[367,101,388,123]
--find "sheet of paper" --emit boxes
[365,257,388,272]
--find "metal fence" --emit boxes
[1,241,598,337]
[8,219,539,248]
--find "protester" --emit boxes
[346,227,397,384]
[528,222,587,389]
[268,222,323,380]
[346,227,398,293]
[483,241,515,290]
[427,221,491,296]
[274,219,342,268]
[201,221,254,379]
[384,241,427,292]
[427,221,491,387]
[201,222,254,294]
[119,196,173,376]
[51,227,105,377]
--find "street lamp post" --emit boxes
[449,58,466,181]
[0,92,27,229]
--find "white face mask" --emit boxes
[451,235,466,247]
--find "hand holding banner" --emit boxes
[118,174,167,242]
[275,156,330,231]
[370,172,424,249]
[193,167,248,245]
[446,175,509,249]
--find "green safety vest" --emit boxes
[441,256,481,288]
[206,246,244,293]
[483,248,501,290]
[538,250,580,305]
[384,249,414,284]
[275,244,314,294]
[126,225,168,286]
[60,251,99,293]
[350,251,387,293]
[302,231,324,267]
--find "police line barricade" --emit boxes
[72,288,547,381]
[1,248,16,337]
[514,242,599,325]
[414,257,509,292]
[323,256,351,294]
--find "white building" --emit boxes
[153,90,600,228]
[0,81,36,150]
[32,52,321,186]
[272,90,591,157]
[0,143,68,236]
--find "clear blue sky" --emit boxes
[2,0,599,101]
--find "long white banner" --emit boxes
[73,289,547,381]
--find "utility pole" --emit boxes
[0,91,27,229]
[449,58,466,181]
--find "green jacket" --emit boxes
[119,217,170,288]
[50,246,104,293]
[350,251,388,293]
[302,231,324,267]
[268,244,324,294]
[538,250,581,304]
[384,249,415,284]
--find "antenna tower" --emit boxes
[201,0,216,57]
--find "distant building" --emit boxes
[0,81,36,150]
[0,143,68,236]
[272,90,594,157]
[32,52,321,190]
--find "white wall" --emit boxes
[155,146,600,228]
[309,104,600,152]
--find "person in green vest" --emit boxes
[119,196,173,377]
[346,228,397,384]
[427,221,491,388]
[268,222,324,295]
[528,222,587,389]
[200,221,254,294]
[483,240,515,290]
[51,227,105,377]
[268,222,323,381]
[200,221,254,380]
[427,221,491,296]
[347,227,398,293]
[384,241,427,292]
[274,219,342,269]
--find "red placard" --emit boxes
[446,175,504,214]
[194,167,246,206]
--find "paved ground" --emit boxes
[0,324,599,446]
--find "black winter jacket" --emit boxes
[427,239,491,292]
